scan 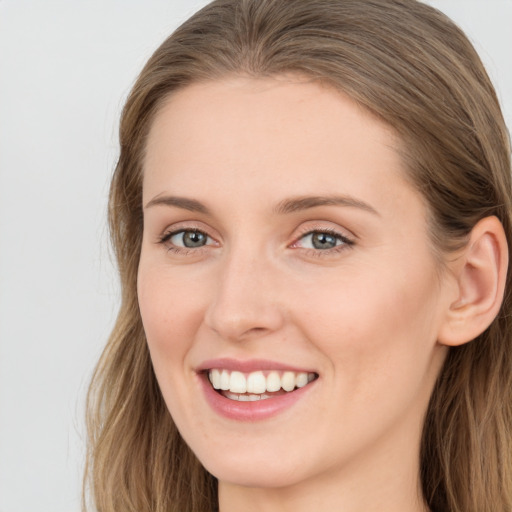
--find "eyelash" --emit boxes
[157,227,354,256]
[158,229,213,254]
[292,228,354,256]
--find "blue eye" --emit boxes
[167,230,211,248]
[297,231,352,250]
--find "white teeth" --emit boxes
[220,369,230,390]
[210,369,221,389]
[281,371,296,392]
[229,371,247,393]
[208,368,317,395]
[266,371,281,392]
[224,392,270,401]
[238,394,265,402]
[247,371,266,394]
[296,372,309,388]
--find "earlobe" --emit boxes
[438,216,508,347]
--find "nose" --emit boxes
[204,247,285,342]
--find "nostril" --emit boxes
[205,313,283,342]
[248,327,267,334]
[203,273,285,341]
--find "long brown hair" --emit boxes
[84,1,512,511]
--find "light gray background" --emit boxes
[0,2,511,511]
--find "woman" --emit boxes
[84,1,512,511]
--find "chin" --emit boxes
[186,434,323,490]
[203,457,308,489]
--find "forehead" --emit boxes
[142,76,417,219]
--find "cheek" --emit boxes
[137,264,206,362]
[292,267,446,459]
[137,264,209,426]
[298,262,443,391]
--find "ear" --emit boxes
[438,216,508,347]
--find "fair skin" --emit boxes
[137,76,506,512]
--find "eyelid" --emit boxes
[156,221,220,254]
[165,229,214,246]
[160,227,215,242]
[291,222,356,244]
[293,230,353,247]
[155,221,355,255]
[288,223,356,257]
[156,219,217,241]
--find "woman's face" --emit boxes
[138,77,454,492]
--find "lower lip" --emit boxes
[199,374,316,421]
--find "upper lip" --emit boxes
[196,357,317,374]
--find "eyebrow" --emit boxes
[274,195,379,216]
[144,194,379,216]
[144,195,210,214]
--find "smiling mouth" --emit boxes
[207,369,318,401]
